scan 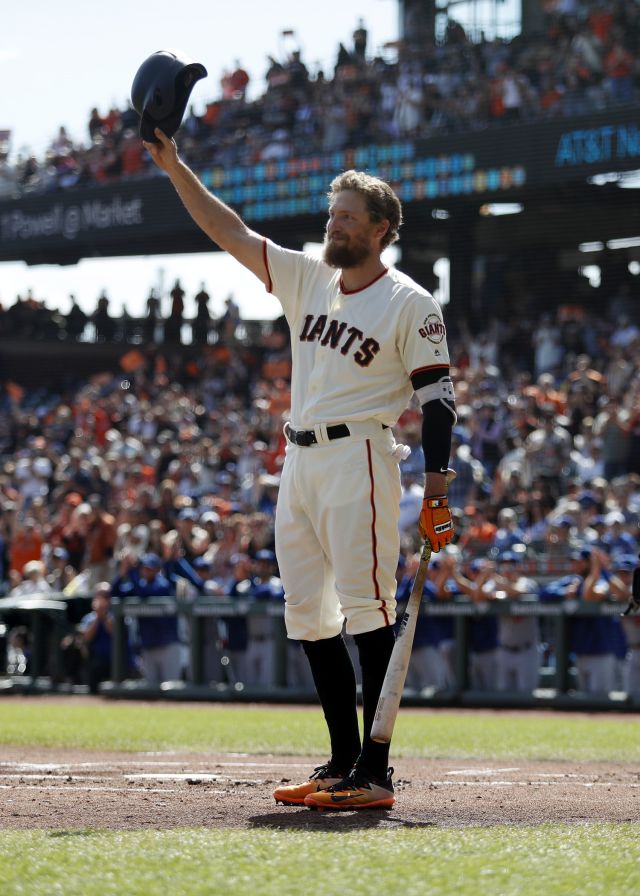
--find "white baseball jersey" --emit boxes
[262,238,452,641]
[263,239,450,428]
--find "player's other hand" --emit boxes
[142,128,179,173]
[418,495,454,552]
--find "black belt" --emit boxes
[285,423,350,446]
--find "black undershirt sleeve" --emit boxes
[411,366,456,474]
[421,400,454,474]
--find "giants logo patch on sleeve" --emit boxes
[418,314,446,343]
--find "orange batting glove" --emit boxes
[418,495,454,552]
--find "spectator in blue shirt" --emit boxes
[601,511,637,557]
[492,507,526,554]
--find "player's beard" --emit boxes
[323,232,372,269]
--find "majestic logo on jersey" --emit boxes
[299,314,380,367]
[419,314,446,344]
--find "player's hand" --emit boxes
[142,128,179,173]
[418,495,454,552]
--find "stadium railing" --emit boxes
[0,591,637,711]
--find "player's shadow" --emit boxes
[248,809,437,830]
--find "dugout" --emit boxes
[0,586,637,711]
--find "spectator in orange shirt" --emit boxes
[588,5,615,44]
[458,504,498,555]
[9,518,43,580]
[522,372,567,416]
[119,132,146,176]
[229,62,250,99]
[93,405,111,448]
[203,101,222,128]
[102,107,121,135]
[539,76,563,112]
[603,33,635,102]
[84,497,117,587]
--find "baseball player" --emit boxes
[110,552,182,685]
[571,548,624,695]
[453,557,499,690]
[493,550,541,692]
[243,549,283,687]
[402,553,455,692]
[144,129,456,810]
[607,553,640,698]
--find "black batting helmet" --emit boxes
[131,49,207,142]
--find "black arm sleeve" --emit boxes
[412,365,456,473]
[421,400,454,473]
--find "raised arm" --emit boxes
[143,128,269,287]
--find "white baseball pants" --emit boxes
[275,425,401,641]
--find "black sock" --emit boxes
[354,626,396,779]
[302,634,361,771]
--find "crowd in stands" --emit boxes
[1,1,639,197]
[0,281,244,347]
[0,255,638,698]
[0,1,639,698]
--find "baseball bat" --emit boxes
[370,538,432,744]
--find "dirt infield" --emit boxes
[2,743,639,830]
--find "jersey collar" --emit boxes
[339,267,388,295]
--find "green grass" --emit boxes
[0,700,639,761]
[0,826,638,896]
